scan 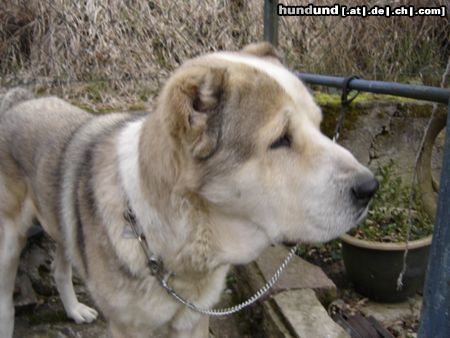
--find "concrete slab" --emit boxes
[360,295,422,327]
[256,245,337,302]
[273,289,350,338]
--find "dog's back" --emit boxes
[0,90,101,337]
[0,88,35,114]
[0,91,92,238]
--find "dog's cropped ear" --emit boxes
[170,66,227,160]
[241,42,284,63]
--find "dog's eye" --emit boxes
[270,132,291,149]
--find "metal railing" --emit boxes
[297,73,450,337]
[264,0,450,336]
[297,73,450,104]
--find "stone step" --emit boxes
[236,245,337,303]
[359,295,422,328]
[235,245,349,338]
[273,289,349,338]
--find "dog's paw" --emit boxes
[67,302,98,324]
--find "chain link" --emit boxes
[126,205,299,316]
[159,245,299,316]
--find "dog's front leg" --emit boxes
[52,244,98,324]
[169,315,209,338]
[0,222,26,338]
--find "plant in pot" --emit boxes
[340,161,434,302]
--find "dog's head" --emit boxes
[158,42,378,249]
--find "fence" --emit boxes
[264,0,450,336]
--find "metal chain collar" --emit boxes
[159,245,298,316]
[124,207,298,316]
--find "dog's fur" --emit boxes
[0,43,376,337]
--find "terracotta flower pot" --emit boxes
[340,234,432,303]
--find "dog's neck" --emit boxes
[117,116,219,275]
[118,115,271,277]
[207,207,272,265]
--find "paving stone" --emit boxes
[256,245,337,302]
[14,321,109,338]
[14,235,109,338]
[360,295,422,327]
[273,289,350,338]
[14,273,38,308]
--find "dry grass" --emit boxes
[280,0,449,84]
[0,0,448,110]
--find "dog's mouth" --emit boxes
[280,205,370,247]
[282,240,299,246]
[355,205,369,224]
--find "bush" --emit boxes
[349,161,434,242]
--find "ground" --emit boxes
[13,232,249,338]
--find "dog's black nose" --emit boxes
[351,175,379,204]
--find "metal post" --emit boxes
[418,100,450,337]
[264,0,279,47]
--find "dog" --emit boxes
[0,42,378,337]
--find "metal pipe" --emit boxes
[297,72,450,104]
[264,0,279,47]
[418,100,450,337]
